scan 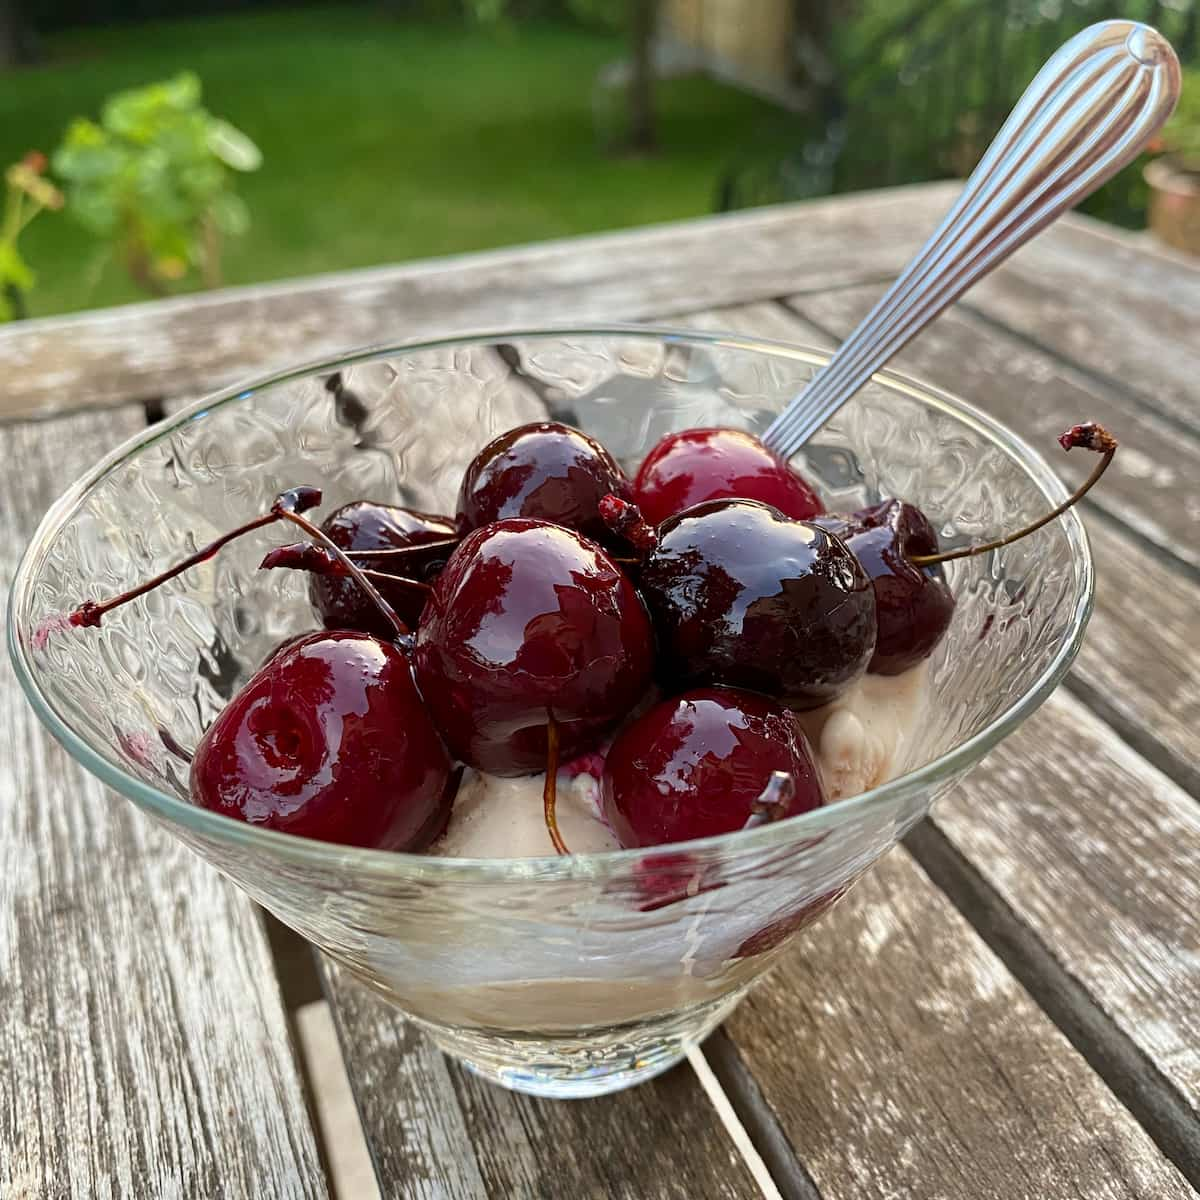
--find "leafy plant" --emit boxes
[1156,71,1200,166]
[52,72,261,296]
[1,152,64,322]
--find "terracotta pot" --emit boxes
[1144,156,1200,255]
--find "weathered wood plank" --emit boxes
[712,848,1194,1200]
[914,687,1200,1180]
[319,960,762,1200]
[777,287,1200,795]
[684,299,1200,1180]
[964,216,1200,435]
[786,282,1200,574]
[0,183,963,420]
[0,409,329,1200]
[294,1001,381,1200]
[1065,515,1200,799]
[317,290,1200,1199]
[16,191,1188,1196]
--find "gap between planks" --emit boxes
[904,817,1200,1189]
[772,294,1200,582]
[295,1001,382,1200]
[284,932,804,1200]
[119,248,1190,1195]
[766,289,1200,801]
[668,299,1200,1194]
[686,1044,789,1200]
[293,985,801,1200]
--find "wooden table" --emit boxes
[3,181,1199,1200]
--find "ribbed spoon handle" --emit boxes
[762,20,1180,460]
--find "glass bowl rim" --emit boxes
[7,323,1094,882]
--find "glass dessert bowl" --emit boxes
[8,329,1093,1098]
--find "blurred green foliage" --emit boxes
[1160,71,1200,164]
[1,154,64,321]
[3,9,791,318]
[720,0,1199,228]
[395,0,622,23]
[53,71,261,294]
[458,0,625,27]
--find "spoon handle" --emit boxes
[762,20,1180,460]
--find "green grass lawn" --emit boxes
[0,7,795,318]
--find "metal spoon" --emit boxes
[762,20,1181,460]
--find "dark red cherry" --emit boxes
[414,518,654,776]
[601,687,824,848]
[639,499,876,709]
[815,500,955,675]
[633,427,823,527]
[733,884,849,959]
[456,421,632,545]
[191,631,454,850]
[311,502,456,636]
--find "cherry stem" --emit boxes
[543,713,570,855]
[261,542,432,593]
[272,506,411,641]
[158,726,194,764]
[599,493,658,556]
[344,537,460,559]
[66,485,415,643]
[68,500,303,630]
[743,771,796,830]
[360,567,430,591]
[911,422,1118,568]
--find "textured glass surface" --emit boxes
[9,330,1092,1096]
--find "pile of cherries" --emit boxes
[67,417,1115,855]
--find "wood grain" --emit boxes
[786,282,1200,574]
[915,688,1200,1180]
[1071,515,1200,800]
[680,300,1200,1180]
[963,217,1200,435]
[710,848,1193,1200]
[6,186,1195,1198]
[777,286,1200,795]
[0,409,328,1200]
[320,960,761,1200]
[0,183,962,420]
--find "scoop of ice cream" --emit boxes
[432,662,930,856]
[794,661,929,801]
[431,768,619,858]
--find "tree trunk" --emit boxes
[627,0,658,153]
[793,0,838,109]
[3,283,27,321]
[0,0,30,67]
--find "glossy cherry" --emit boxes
[639,498,876,708]
[815,500,955,675]
[414,518,655,776]
[601,687,825,848]
[633,427,823,527]
[191,630,455,850]
[456,421,632,546]
[309,501,456,636]
[810,423,1120,677]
